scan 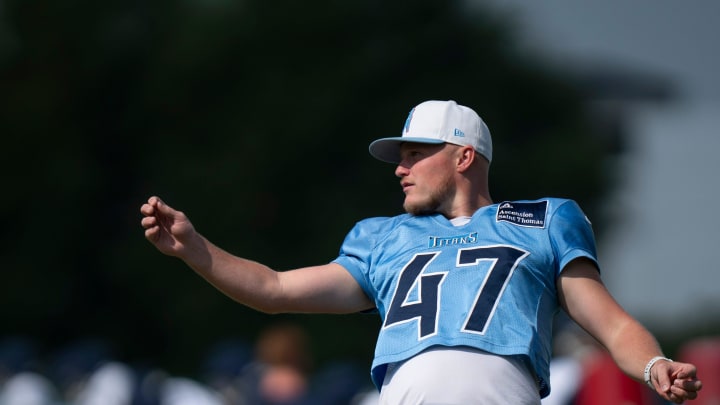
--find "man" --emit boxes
[141,100,702,404]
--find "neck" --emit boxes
[450,160,492,218]
[442,193,493,219]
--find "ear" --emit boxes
[456,146,476,173]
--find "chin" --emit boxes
[403,200,437,216]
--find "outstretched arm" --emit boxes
[557,258,702,404]
[140,196,374,314]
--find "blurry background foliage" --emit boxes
[1,0,617,375]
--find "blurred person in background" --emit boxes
[242,323,313,405]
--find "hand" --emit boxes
[650,359,702,404]
[140,196,198,257]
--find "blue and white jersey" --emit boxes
[332,198,598,398]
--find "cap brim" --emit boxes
[369,137,446,164]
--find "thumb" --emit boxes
[154,197,178,216]
[655,364,673,393]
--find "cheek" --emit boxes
[415,175,445,198]
[425,169,450,189]
[410,161,449,192]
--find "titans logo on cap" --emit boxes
[403,107,416,134]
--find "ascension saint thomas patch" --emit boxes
[496,201,547,228]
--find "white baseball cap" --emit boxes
[369,100,492,164]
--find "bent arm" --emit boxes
[557,258,701,403]
[140,196,374,314]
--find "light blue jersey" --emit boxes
[333,198,598,398]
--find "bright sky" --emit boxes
[474,0,720,100]
[601,101,720,331]
[473,0,720,332]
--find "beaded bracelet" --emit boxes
[644,356,673,388]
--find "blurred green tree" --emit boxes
[0,0,615,375]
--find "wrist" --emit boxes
[181,233,212,268]
[644,356,673,389]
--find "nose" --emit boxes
[395,161,409,178]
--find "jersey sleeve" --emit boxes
[332,218,383,302]
[548,200,599,275]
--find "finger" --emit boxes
[669,395,686,404]
[673,377,702,392]
[144,226,159,241]
[674,368,697,380]
[667,391,690,404]
[140,203,155,216]
[141,216,157,229]
[669,385,698,401]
